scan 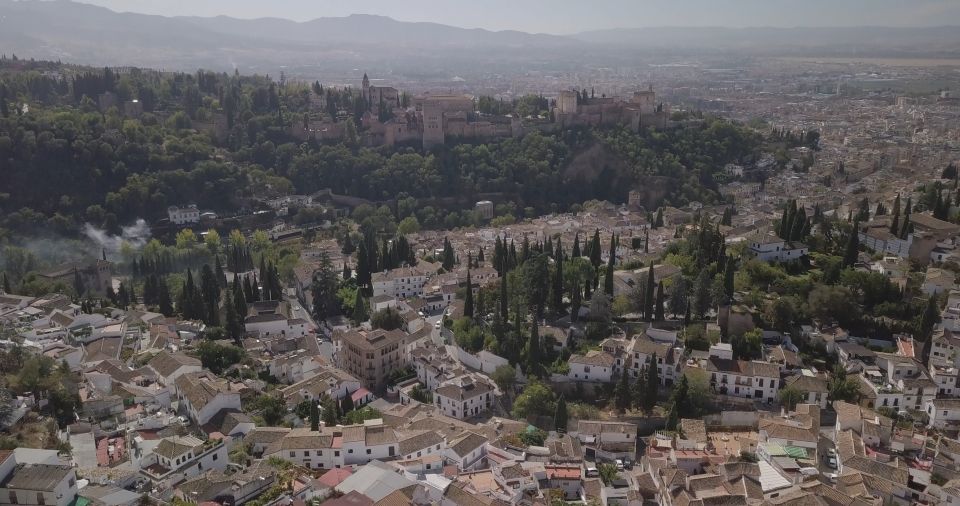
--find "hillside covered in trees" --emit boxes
[0,58,764,242]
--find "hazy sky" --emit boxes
[75,0,960,34]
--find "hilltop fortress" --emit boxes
[290,74,670,150]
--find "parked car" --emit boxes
[826,457,838,469]
[622,458,633,470]
[616,459,624,471]
[585,466,599,477]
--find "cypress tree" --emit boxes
[654,208,664,229]
[310,401,320,431]
[526,315,541,377]
[644,354,659,414]
[352,289,368,324]
[655,281,665,322]
[589,229,602,269]
[464,270,474,319]
[572,233,581,258]
[1,273,9,294]
[614,369,631,413]
[551,242,564,314]
[843,221,860,268]
[644,263,656,322]
[554,395,568,432]
[158,277,174,316]
[499,274,509,320]
[570,281,581,323]
[723,258,736,301]
[603,234,616,296]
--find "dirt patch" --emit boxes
[2,413,59,449]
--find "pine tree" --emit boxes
[554,395,568,432]
[463,270,474,319]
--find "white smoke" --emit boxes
[82,219,151,257]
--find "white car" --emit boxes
[434,320,442,329]
[824,472,838,482]
[616,459,624,471]
[826,457,838,469]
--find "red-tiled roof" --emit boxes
[318,467,353,488]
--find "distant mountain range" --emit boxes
[1,0,958,75]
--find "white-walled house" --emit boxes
[0,451,77,506]
[927,399,960,429]
[748,234,809,263]
[567,351,615,383]
[433,376,495,420]
[174,372,242,426]
[167,205,200,225]
[137,435,229,487]
[146,351,202,386]
[444,432,488,471]
[245,314,309,338]
[783,374,830,409]
[704,358,781,403]
[372,267,429,299]
[263,423,400,471]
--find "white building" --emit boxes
[146,351,203,386]
[748,235,809,263]
[245,314,309,339]
[443,432,487,471]
[372,267,429,299]
[167,205,200,225]
[568,351,615,383]
[264,423,400,470]
[174,372,242,426]
[704,358,781,403]
[138,435,229,487]
[433,376,495,420]
[0,452,77,506]
[927,399,960,429]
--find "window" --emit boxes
[367,449,372,455]
[289,451,295,457]
[335,451,340,457]
[212,454,218,461]
[37,494,44,506]
[304,451,309,457]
